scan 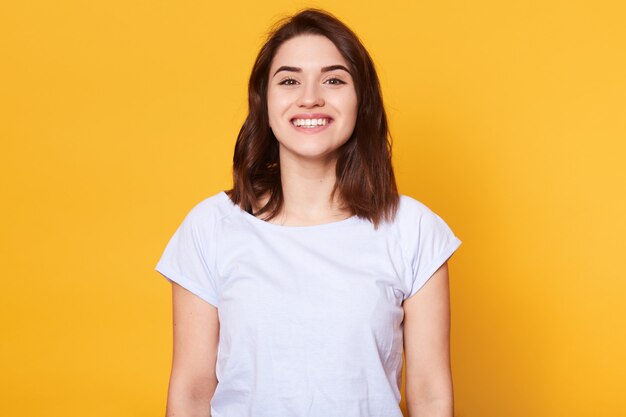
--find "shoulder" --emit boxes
[182,191,237,228]
[395,194,442,225]
[391,194,457,247]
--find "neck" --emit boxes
[263,152,352,226]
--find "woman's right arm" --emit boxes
[166,282,220,417]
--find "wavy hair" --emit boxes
[227,8,398,228]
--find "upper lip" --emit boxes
[290,113,333,121]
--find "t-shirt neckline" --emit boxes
[219,191,360,231]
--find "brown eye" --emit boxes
[325,78,346,85]
[279,78,298,85]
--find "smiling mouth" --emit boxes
[291,118,332,128]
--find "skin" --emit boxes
[403,262,454,417]
[166,34,453,417]
[264,34,358,225]
[166,284,218,417]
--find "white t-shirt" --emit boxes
[155,191,462,417]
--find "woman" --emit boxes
[156,8,462,417]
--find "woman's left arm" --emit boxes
[403,261,454,417]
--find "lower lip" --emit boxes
[290,120,332,134]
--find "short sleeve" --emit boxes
[155,204,220,307]
[405,208,462,300]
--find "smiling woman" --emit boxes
[267,35,358,169]
[229,9,397,227]
[155,8,462,417]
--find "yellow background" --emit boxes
[1,1,624,416]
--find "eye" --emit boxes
[324,77,347,85]
[278,78,299,86]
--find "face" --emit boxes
[267,35,358,164]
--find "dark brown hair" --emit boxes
[227,8,398,228]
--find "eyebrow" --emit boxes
[272,64,351,77]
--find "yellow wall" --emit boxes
[1,1,624,416]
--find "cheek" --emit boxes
[267,91,291,124]
[342,93,359,129]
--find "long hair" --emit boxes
[227,8,398,228]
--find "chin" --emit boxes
[279,145,340,162]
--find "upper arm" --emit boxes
[403,262,453,405]
[168,282,220,405]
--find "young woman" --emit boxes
[156,8,462,417]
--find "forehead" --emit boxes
[270,34,349,72]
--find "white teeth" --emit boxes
[292,118,330,127]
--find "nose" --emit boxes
[296,83,325,108]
